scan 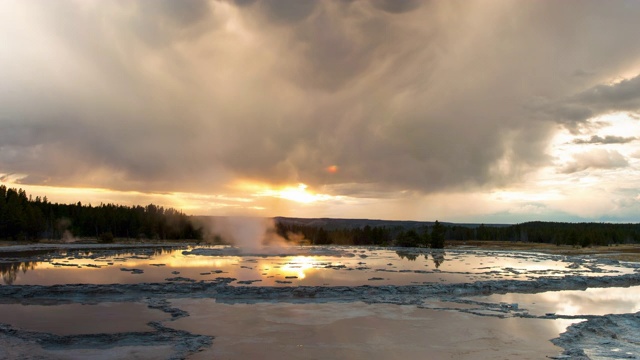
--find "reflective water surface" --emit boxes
[167,300,565,360]
[0,246,634,286]
[473,286,640,317]
[1,245,638,359]
[0,302,168,335]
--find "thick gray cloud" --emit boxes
[258,0,318,23]
[1,0,640,198]
[573,75,640,111]
[371,0,422,14]
[545,74,640,129]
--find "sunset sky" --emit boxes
[1,0,640,223]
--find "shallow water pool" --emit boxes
[0,245,634,286]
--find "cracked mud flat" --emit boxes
[1,244,639,359]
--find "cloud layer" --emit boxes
[1,0,640,221]
[573,135,637,145]
[561,149,629,174]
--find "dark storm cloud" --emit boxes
[546,74,640,129]
[2,0,640,198]
[0,118,229,191]
[574,75,640,110]
[259,0,318,24]
[573,135,637,145]
[371,0,422,14]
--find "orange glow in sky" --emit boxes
[326,165,339,174]
[273,184,326,204]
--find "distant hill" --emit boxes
[273,217,509,230]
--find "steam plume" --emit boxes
[202,216,292,254]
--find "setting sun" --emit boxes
[243,182,335,204]
[277,184,322,204]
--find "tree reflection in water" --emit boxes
[396,250,446,268]
[396,251,418,261]
[0,247,175,285]
[431,251,445,268]
[0,261,37,285]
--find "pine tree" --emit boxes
[431,220,445,249]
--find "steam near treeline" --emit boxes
[1,185,639,247]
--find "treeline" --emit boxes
[275,220,447,248]
[2,185,639,247]
[0,186,201,241]
[274,219,640,247]
[441,222,640,246]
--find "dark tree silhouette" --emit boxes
[0,186,201,241]
[430,220,445,248]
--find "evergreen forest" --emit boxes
[0,185,200,241]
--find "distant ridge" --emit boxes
[273,217,510,230]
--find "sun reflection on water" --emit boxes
[281,256,316,279]
[1,247,636,287]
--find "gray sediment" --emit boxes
[1,273,639,305]
[551,312,640,359]
[0,322,212,360]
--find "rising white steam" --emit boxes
[202,216,292,254]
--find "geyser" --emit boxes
[205,216,292,254]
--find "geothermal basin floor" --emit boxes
[0,244,639,359]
